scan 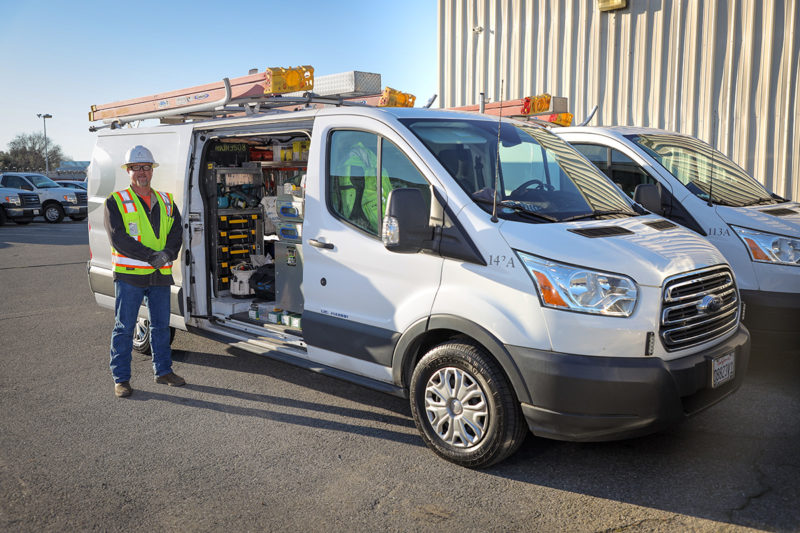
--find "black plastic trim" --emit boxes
[567,226,635,238]
[303,310,400,367]
[434,189,487,266]
[390,314,532,404]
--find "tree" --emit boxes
[2,132,68,171]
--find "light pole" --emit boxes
[36,113,52,173]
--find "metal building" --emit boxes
[437,0,800,202]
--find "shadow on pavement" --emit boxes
[127,385,420,446]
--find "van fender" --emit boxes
[391,314,532,404]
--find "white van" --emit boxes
[556,127,800,344]
[87,106,750,467]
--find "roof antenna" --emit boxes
[491,80,504,223]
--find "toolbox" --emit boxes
[218,212,261,230]
[219,228,257,245]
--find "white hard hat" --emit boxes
[121,145,159,169]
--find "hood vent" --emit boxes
[760,207,798,217]
[643,219,678,231]
[567,226,635,238]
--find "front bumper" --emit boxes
[508,325,750,441]
[4,206,41,217]
[740,289,800,339]
[64,205,87,216]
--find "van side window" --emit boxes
[329,131,380,234]
[328,131,430,236]
[572,144,654,197]
[380,138,431,217]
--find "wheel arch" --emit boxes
[391,314,532,404]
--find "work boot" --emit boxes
[154,372,186,387]
[115,381,133,398]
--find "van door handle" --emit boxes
[309,239,334,249]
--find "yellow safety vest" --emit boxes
[110,187,175,275]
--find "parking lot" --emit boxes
[1,221,799,532]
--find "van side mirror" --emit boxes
[634,183,663,215]
[382,188,430,253]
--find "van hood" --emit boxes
[499,215,728,287]
[715,202,800,236]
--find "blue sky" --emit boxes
[0,0,438,162]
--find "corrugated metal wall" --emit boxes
[438,0,800,202]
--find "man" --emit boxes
[105,145,185,398]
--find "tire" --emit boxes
[132,317,176,355]
[0,208,6,226]
[69,215,87,221]
[409,339,528,468]
[43,203,65,223]
[13,217,33,225]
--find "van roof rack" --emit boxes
[88,69,384,132]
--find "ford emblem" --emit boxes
[697,294,722,314]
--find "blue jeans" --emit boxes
[110,280,173,383]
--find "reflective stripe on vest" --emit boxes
[116,190,138,214]
[111,251,173,270]
[110,187,175,275]
[156,191,173,217]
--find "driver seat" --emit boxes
[438,147,475,192]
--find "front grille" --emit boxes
[75,191,87,205]
[19,193,40,207]
[660,266,739,351]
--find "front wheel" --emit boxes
[132,317,176,355]
[43,203,64,223]
[409,339,527,468]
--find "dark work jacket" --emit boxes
[104,190,183,287]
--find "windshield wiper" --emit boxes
[472,197,559,222]
[707,197,743,207]
[740,197,776,207]
[560,209,639,222]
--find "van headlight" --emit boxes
[516,251,638,316]
[732,226,800,266]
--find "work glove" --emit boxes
[148,251,170,269]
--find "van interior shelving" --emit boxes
[199,133,311,340]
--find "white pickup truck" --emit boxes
[0,185,41,225]
[0,172,86,223]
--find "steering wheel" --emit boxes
[510,179,551,197]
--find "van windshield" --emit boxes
[629,134,777,207]
[401,118,636,223]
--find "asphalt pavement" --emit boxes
[1,221,798,532]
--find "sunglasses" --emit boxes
[128,164,153,172]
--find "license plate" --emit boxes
[34,209,40,215]
[711,352,735,388]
